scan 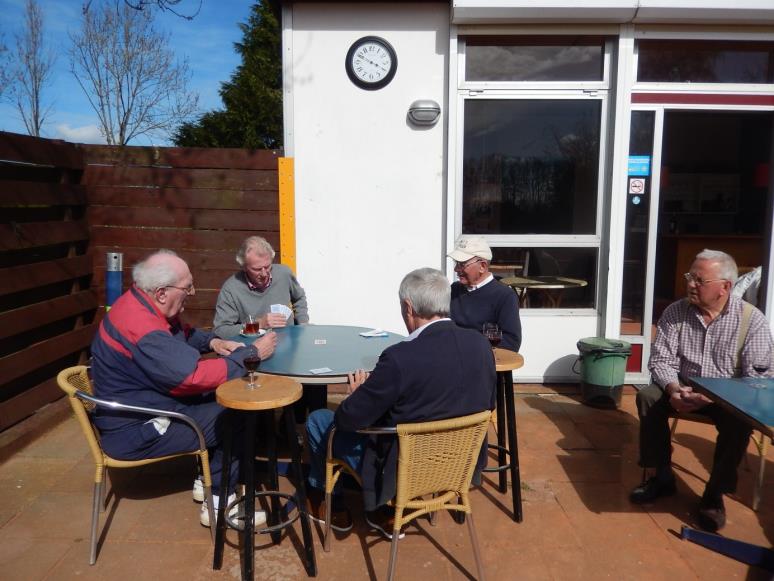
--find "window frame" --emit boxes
[454,35,614,311]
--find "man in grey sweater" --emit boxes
[214,236,322,419]
[213,236,309,338]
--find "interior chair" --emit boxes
[324,410,491,581]
[57,365,215,565]
[668,413,771,511]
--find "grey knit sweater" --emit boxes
[212,264,309,338]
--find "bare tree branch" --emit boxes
[9,0,56,137]
[0,33,10,98]
[69,0,199,145]
[82,0,202,20]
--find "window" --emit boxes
[462,99,601,235]
[466,36,605,82]
[637,40,774,84]
[458,36,611,309]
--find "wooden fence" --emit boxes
[0,132,282,431]
[83,145,282,329]
[0,133,96,431]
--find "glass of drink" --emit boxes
[244,314,260,336]
[244,355,261,389]
[482,323,502,349]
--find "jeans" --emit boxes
[306,409,367,492]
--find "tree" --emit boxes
[83,0,203,20]
[174,2,282,148]
[9,0,56,137]
[69,0,199,145]
[0,34,10,98]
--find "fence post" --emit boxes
[105,252,123,308]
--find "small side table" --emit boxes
[212,375,317,579]
[483,348,525,522]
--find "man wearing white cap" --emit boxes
[447,236,522,352]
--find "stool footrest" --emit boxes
[226,491,301,534]
[482,443,512,473]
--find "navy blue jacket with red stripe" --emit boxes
[91,286,256,443]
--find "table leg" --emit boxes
[213,410,234,570]
[283,407,317,576]
[495,376,507,493]
[243,412,257,580]
[503,371,523,522]
[265,410,282,545]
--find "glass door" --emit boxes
[621,108,773,377]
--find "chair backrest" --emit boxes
[394,410,491,504]
[57,366,105,464]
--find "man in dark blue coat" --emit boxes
[448,236,522,352]
[304,267,496,538]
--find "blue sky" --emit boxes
[0,0,253,145]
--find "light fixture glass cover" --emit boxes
[408,100,441,126]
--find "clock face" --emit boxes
[345,36,397,90]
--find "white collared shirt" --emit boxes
[404,318,450,342]
[467,274,494,292]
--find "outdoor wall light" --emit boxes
[407,100,441,126]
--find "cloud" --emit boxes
[54,123,105,144]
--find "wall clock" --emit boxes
[345,36,397,90]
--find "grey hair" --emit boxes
[236,236,275,266]
[398,268,450,318]
[696,249,738,284]
[132,249,181,293]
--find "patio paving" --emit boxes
[0,384,772,580]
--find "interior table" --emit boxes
[501,275,588,308]
[482,348,525,522]
[212,375,316,580]
[235,324,404,383]
[681,376,774,570]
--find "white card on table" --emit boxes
[309,367,332,374]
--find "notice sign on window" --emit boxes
[628,155,651,176]
[629,177,646,194]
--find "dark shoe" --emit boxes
[365,506,405,540]
[697,496,726,532]
[305,489,353,532]
[629,477,677,504]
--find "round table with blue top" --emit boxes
[234,324,404,384]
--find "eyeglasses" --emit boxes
[683,272,726,287]
[454,258,483,270]
[164,283,195,295]
[248,264,272,274]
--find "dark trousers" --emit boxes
[101,400,243,496]
[636,383,752,496]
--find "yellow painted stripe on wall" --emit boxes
[278,157,296,274]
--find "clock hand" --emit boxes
[363,56,388,73]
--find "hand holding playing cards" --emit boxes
[261,313,288,328]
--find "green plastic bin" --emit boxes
[574,337,631,408]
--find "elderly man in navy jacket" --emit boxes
[304,267,496,538]
[91,249,277,528]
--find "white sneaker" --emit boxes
[192,476,204,503]
[199,494,267,529]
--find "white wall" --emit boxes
[288,3,450,333]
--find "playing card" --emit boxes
[271,304,292,319]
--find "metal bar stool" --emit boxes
[482,348,525,522]
[212,374,317,579]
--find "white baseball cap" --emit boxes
[447,236,492,262]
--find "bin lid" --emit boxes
[577,337,631,353]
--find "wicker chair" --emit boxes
[57,365,215,565]
[324,410,491,581]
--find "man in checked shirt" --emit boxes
[630,249,773,532]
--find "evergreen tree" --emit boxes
[174,1,282,148]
